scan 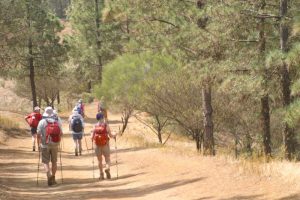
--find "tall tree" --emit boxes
[280,0,296,160]
[67,0,123,91]
[1,0,68,108]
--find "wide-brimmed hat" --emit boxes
[43,106,53,117]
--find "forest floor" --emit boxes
[0,101,300,200]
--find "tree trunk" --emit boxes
[87,80,92,93]
[202,84,215,156]
[155,115,163,144]
[261,95,271,156]
[280,0,296,160]
[194,129,201,152]
[258,0,271,157]
[26,2,38,109]
[121,108,132,135]
[57,90,60,105]
[95,0,103,84]
[234,134,238,159]
[245,132,252,156]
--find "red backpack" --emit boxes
[28,113,42,128]
[45,120,61,144]
[93,123,109,146]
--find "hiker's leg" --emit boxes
[103,144,111,170]
[75,139,79,151]
[50,145,58,184]
[52,162,57,176]
[97,154,103,173]
[72,134,78,155]
[41,147,51,177]
[78,139,82,155]
[103,144,111,179]
[31,128,37,151]
[97,154,104,180]
[32,134,36,149]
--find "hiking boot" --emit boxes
[99,173,104,181]
[33,146,35,152]
[51,176,57,185]
[47,176,53,186]
[79,149,82,156]
[105,169,111,179]
[75,150,78,156]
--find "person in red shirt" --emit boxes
[25,106,42,151]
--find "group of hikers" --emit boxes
[25,99,115,186]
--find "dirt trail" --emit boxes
[0,102,299,200]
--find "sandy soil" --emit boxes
[0,102,299,200]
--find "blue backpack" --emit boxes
[71,116,83,133]
[76,104,82,115]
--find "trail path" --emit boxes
[0,102,299,200]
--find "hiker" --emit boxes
[53,109,61,122]
[37,106,63,186]
[75,99,85,118]
[91,112,115,180]
[97,98,108,122]
[68,109,84,156]
[25,106,42,151]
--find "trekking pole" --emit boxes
[61,136,65,149]
[92,142,95,180]
[36,148,40,186]
[84,132,89,154]
[115,137,118,179]
[60,143,63,184]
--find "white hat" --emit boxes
[43,106,54,117]
[34,106,40,111]
[72,108,79,115]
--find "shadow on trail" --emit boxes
[277,193,300,200]
[113,147,149,154]
[220,195,263,200]
[0,162,37,173]
[4,177,205,200]
[193,197,213,200]
[0,148,37,160]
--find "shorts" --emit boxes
[30,127,37,135]
[95,143,110,157]
[72,133,83,140]
[42,143,59,164]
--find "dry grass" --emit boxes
[237,158,300,179]
[0,115,19,130]
[128,121,300,185]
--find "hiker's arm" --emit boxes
[37,133,41,149]
[90,128,94,141]
[81,116,85,130]
[36,122,42,149]
[24,115,29,124]
[68,116,71,131]
[107,125,115,138]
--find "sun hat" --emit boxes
[43,106,54,117]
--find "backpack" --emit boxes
[93,123,109,146]
[76,103,84,115]
[71,116,83,133]
[45,120,61,144]
[76,104,82,115]
[28,113,41,128]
